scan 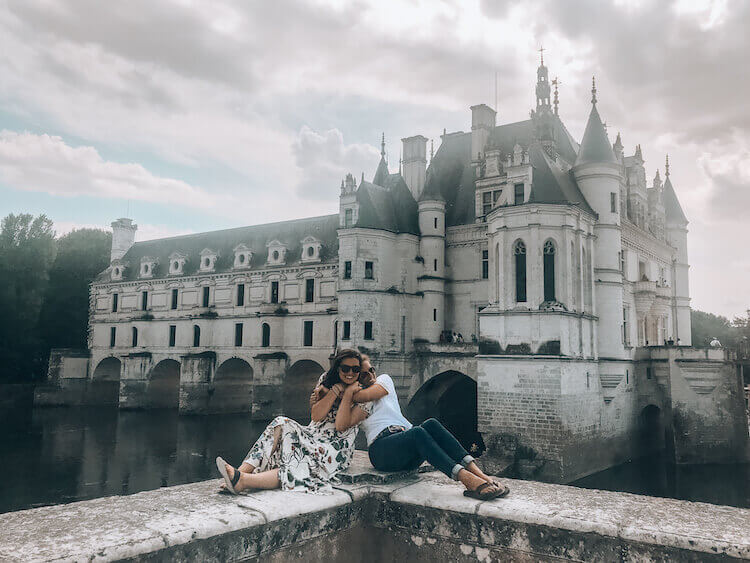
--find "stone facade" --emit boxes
[38,59,749,481]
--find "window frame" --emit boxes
[342,320,351,340]
[364,261,374,280]
[364,321,373,340]
[171,288,179,310]
[303,320,313,347]
[168,325,176,347]
[305,278,314,302]
[236,283,245,307]
[234,323,243,347]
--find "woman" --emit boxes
[216,349,371,495]
[316,356,509,500]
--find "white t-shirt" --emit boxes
[360,374,412,446]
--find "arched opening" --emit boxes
[284,360,325,424]
[211,358,253,414]
[543,239,556,302]
[90,357,122,405]
[261,323,270,347]
[147,359,181,409]
[406,371,480,453]
[639,404,665,454]
[514,240,527,303]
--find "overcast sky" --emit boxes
[0,0,747,318]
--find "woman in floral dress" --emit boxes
[216,349,371,494]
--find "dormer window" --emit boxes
[168,252,187,276]
[199,248,218,273]
[300,236,322,263]
[111,261,125,281]
[140,256,157,279]
[233,244,253,269]
[266,240,287,266]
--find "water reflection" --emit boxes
[572,452,750,509]
[0,407,269,514]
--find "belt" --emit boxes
[373,425,406,443]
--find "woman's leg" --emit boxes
[223,463,280,492]
[420,418,495,482]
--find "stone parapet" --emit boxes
[1,453,747,562]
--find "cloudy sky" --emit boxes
[0,0,747,318]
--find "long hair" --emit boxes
[322,348,362,389]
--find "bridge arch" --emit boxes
[284,359,325,424]
[147,359,181,409]
[211,358,254,413]
[90,357,122,405]
[407,370,480,452]
[639,404,665,454]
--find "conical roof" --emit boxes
[575,104,617,166]
[372,156,389,187]
[662,176,688,224]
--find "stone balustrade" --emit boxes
[0,452,747,562]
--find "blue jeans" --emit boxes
[368,418,475,480]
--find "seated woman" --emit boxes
[216,349,371,495]
[312,355,508,500]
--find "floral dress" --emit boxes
[242,375,371,493]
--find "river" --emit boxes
[1,407,748,514]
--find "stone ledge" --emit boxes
[0,463,748,562]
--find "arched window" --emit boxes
[543,240,556,302]
[131,327,138,347]
[262,323,270,347]
[514,240,527,303]
[193,325,200,347]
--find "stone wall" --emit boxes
[1,458,748,562]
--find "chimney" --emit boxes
[470,104,496,161]
[401,135,428,200]
[110,218,137,262]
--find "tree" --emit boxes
[691,309,736,348]
[0,214,56,382]
[38,228,111,355]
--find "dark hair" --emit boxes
[322,348,362,389]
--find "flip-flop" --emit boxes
[216,456,241,495]
[463,481,503,500]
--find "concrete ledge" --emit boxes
[0,457,748,562]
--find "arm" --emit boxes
[311,383,343,422]
[335,384,369,431]
[352,383,388,403]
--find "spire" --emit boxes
[574,80,617,166]
[552,77,560,115]
[665,154,670,177]
[653,168,662,189]
[373,133,389,186]
[613,132,624,160]
[634,144,643,163]
[430,139,434,160]
[535,50,551,109]
[591,75,597,105]
[380,132,385,158]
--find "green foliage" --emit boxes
[691,309,736,348]
[0,216,111,382]
[0,214,57,382]
[38,228,112,352]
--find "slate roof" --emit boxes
[575,104,618,166]
[423,117,594,226]
[98,214,340,282]
[353,171,419,235]
[662,176,688,224]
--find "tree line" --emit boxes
[0,213,111,383]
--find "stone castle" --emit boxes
[38,58,749,482]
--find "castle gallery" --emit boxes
[41,59,750,482]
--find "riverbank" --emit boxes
[0,451,748,562]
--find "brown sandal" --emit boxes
[489,478,510,497]
[463,481,503,500]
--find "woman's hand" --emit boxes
[330,383,345,398]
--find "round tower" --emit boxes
[571,78,626,359]
[417,194,446,343]
[110,218,137,262]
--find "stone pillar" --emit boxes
[252,353,289,420]
[179,352,216,414]
[119,354,152,409]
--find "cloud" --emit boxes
[0,131,218,209]
[292,126,380,199]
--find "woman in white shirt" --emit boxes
[313,355,508,500]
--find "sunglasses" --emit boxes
[339,364,361,374]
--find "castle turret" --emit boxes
[662,157,691,345]
[572,78,626,359]
[416,186,446,343]
[110,218,137,262]
[401,135,428,200]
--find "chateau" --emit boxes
[39,59,749,482]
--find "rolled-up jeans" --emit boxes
[368,418,475,480]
